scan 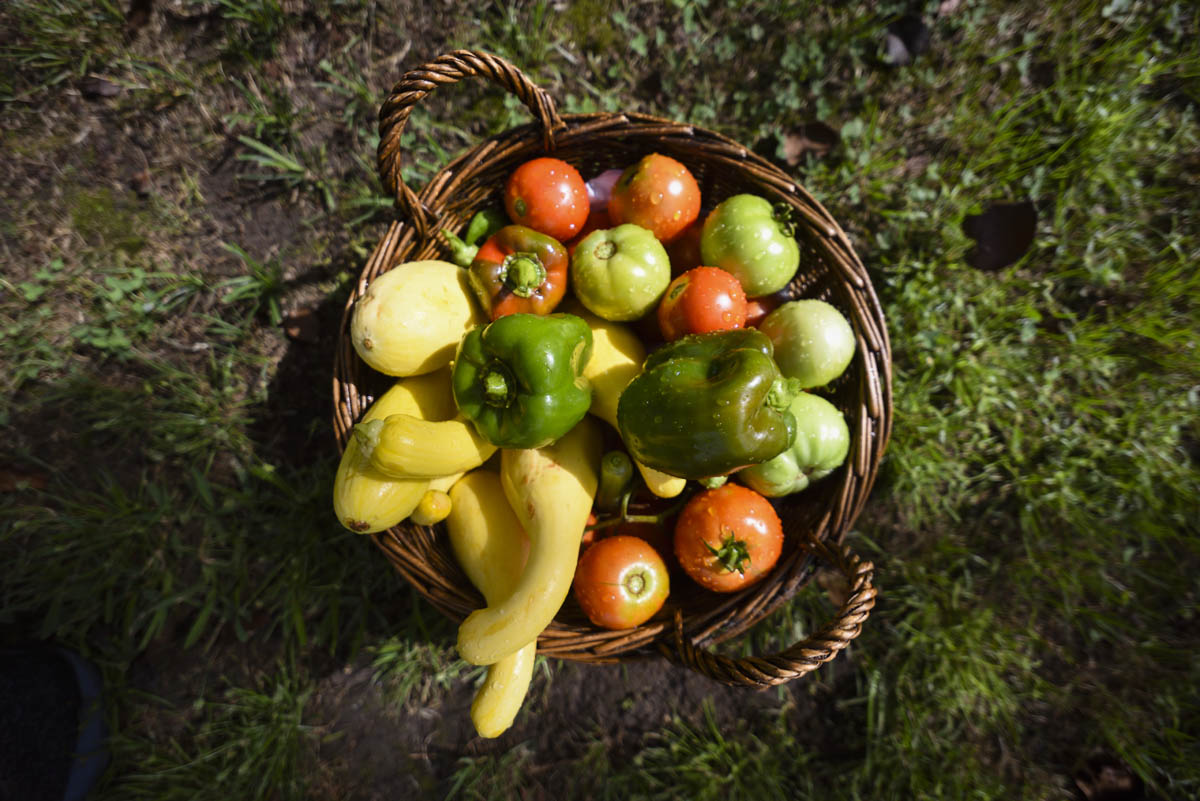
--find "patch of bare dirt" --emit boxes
[306,643,867,798]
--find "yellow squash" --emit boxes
[563,300,686,499]
[410,489,452,526]
[446,470,535,738]
[332,369,458,533]
[350,260,484,376]
[456,417,603,665]
[354,414,496,478]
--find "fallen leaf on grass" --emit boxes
[884,15,931,66]
[284,308,321,344]
[79,76,121,100]
[962,201,1037,271]
[1075,750,1145,801]
[781,121,840,165]
[816,566,851,607]
[0,469,49,492]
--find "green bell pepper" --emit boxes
[452,312,594,449]
[616,328,801,479]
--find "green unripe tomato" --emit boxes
[700,194,801,297]
[758,299,856,388]
[570,224,671,321]
[737,392,850,497]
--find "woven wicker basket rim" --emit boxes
[332,50,889,687]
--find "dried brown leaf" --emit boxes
[816,566,851,607]
[0,469,49,492]
[284,308,321,344]
[781,122,840,166]
[79,76,121,100]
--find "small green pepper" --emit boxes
[617,328,801,479]
[442,207,510,266]
[595,450,634,511]
[452,313,593,449]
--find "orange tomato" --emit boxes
[573,535,670,629]
[674,484,783,593]
[657,266,748,340]
[608,153,701,244]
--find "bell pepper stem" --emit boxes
[502,252,546,298]
[482,366,513,407]
[766,376,804,413]
[466,207,507,245]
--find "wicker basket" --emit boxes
[332,51,890,688]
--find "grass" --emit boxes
[1,0,1198,799]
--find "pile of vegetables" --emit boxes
[333,153,857,738]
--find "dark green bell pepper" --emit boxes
[452,312,593,449]
[616,328,801,479]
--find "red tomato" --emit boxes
[666,220,704,276]
[608,153,701,244]
[657,266,748,340]
[674,484,783,593]
[573,535,670,629]
[744,293,784,328]
[505,157,589,242]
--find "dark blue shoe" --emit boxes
[0,643,109,801]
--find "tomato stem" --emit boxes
[592,240,617,260]
[772,202,797,239]
[706,529,752,575]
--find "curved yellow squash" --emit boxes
[446,470,535,738]
[332,369,457,533]
[355,414,496,479]
[456,417,603,665]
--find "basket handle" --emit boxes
[376,50,566,242]
[661,538,877,687]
